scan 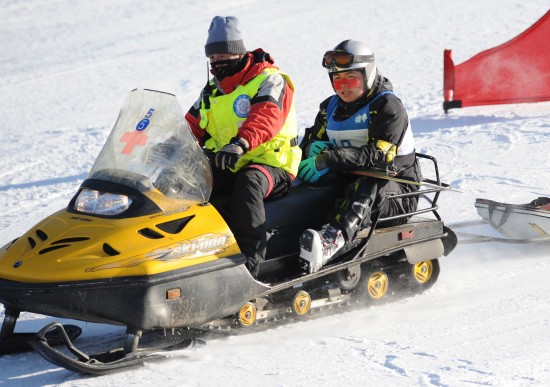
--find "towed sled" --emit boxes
[452,197,550,244]
[0,89,456,374]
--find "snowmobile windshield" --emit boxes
[87,89,213,208]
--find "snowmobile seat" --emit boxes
[210,174,347,231]
[261,177,347,278]
[264,178,345,230]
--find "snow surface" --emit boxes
[2,0,550,385]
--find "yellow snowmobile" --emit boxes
[0,89,456,374]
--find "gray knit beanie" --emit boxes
[205,16,247,57]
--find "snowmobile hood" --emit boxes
[0,202,241,283]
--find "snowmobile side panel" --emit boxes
[0,256,268,329]
[359,218,445,258]
[403,239,444,263]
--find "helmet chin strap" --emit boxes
[365,65,377,89]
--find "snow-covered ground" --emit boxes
[2,1,550,385]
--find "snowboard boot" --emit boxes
[299,224,345,273]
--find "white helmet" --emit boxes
[322,40,377,90]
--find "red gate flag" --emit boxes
[443,10,550,112]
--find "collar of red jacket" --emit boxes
[216,49,277,94]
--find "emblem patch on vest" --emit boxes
[354,113,368,124]
[233,95,251,118]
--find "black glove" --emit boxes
[214,137,249,170]
[203,147,216,167]
[145,139,180,164]
[325,144,386,172]
[155,169,183,197]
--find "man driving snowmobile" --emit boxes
[185,16,301,277]
[298,39,421,273]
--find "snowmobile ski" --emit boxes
[0,324,82,356]
[28,322,204,375]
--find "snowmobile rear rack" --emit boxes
[261,157,456,295]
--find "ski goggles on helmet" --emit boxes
[322,51,374,69]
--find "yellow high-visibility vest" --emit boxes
[199,68,301,174]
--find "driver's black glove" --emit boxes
[214,137,249,170]
[202,147,216,167]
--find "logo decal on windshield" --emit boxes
[136,108,155,131]
[120,131,148,154]
[119,108,155,154]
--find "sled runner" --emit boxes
[452,197,550,244]
[0,89,456,374]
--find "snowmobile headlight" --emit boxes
[74,189,132,216]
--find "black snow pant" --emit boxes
[210,164,293,277]
[332,176,418,242]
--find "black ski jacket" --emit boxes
[300,73,421,183]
